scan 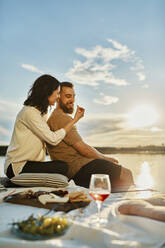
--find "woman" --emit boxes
[4,74,84,179]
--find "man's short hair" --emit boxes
[60,82,74,91]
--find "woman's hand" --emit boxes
[63,105,85,134]
[73,105,85,123]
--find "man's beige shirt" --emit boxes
[47,109,93,179]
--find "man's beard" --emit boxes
[59,100,74,114]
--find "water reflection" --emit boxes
[136,161,154,188]
[1,154,165,192]
[136,161,154,198]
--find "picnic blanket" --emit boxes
[0,182,165,248]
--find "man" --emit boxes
[47,82,134,189]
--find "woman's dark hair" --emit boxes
[24,74,60,115]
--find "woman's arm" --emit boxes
[63,105,84,133]
[23,106,84,146]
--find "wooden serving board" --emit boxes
[3,191,90,213]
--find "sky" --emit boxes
[0,0,165,147]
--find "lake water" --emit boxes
[0,154,165,193]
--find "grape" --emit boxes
[13,215,69,236]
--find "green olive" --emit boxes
[14,215,68,236]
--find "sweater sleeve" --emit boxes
[22,107,66,145]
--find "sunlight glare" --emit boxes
[127,104,158,128]
[136,161,154,198]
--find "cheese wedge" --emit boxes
[38,193,69,205]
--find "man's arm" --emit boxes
[73,140,118,164]
[48,111,118,164]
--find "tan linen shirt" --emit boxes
[47,109,93,179]
[4,106,66,176]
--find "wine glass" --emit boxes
[89,174,111,226]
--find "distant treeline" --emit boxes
[95,145,165,154]
[0,145,165,156]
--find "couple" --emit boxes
[5,74,134,189]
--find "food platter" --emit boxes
[4,189,91,213]
[11,215,70,240]
[3,189,91,240]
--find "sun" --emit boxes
[127,104,159,128]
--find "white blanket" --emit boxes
[0,183,165,248]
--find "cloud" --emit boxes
[0,126,10,136]
[94,94,119,105]
[136,72,146,81]
[85,126,165,147]
[66,60,128,86]
[0,99,22,144]
[77,113,165,147]
[0,124,12,144]
[150,127,162,132]
[77,113,127,138]
[0,99,21,121]
[21,64,43,74]
[130,57,146,82]
[142,84,149,88]
[66,39,145,87]
[107,39,135,61]
[130,58,144,71]
[66,60,99,86]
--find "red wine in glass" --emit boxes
[89,192,110,202]
[89,174,111,226]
